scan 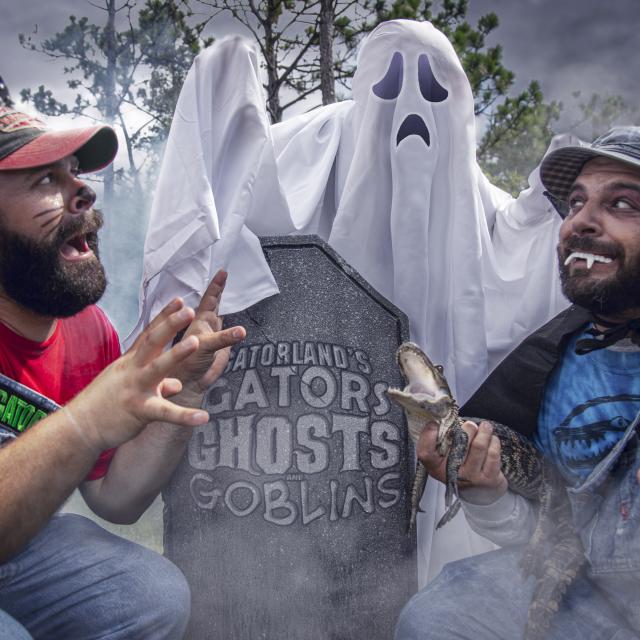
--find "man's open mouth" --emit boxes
[59,232,95,261]
[563,251,614,270]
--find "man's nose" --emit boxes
[68,184,97,214]
[565,200,603,236]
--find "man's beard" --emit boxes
[558,235,640,316]
[0,210,107,318]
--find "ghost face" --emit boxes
[371,50,448,146]
[352,20,472,156]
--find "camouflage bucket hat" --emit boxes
[540,126,640,217]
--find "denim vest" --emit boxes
[463,306,640,631]
[568,410,640,630]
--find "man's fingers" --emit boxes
[196,269,227,314]
[132,306,196,365]
[481,435,502,479]
[416,422,439,458]
[416,422,448,482]
[138,335,200,386]
[199,346,232,388]
[460,420,489,474]
[133,298,184,344]
[148,297,184,330]
[460,420,479,439]
[159,377,183,398]
[144,396,209,427]
[197,325,246,355]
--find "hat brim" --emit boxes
[540,146,640,217]
[0,125,118,173]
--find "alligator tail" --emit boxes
[524,532,584,640]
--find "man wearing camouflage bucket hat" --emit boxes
[0,106,245,639]
[395,127,640,639]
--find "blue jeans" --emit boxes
[395,546,639,640]
[396,416,640,640]
[395,446,640,639]
[0,514,190,639]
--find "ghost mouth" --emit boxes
[396,114,430,147]
[59,232,95,261]
[564,251,614,270]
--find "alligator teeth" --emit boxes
[564,252,613,269]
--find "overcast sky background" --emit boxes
[2,0,638,132]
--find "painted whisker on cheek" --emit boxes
[33,205,64,220]
[42,220,63,241]
[36,210,63,234]
[40,214,62,229]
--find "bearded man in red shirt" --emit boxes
[0,106,245,639]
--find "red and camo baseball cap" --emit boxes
[0,106,118,173]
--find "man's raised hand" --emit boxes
[173,270,246,402]
[66,296,238,453]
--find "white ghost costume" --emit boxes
[131,20,575,586]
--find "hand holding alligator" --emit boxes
[414,421,447,482]
[416,420,508,505]
[454,421,509,505]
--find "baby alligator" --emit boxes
[387,342,584,640]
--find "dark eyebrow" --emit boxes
[20,157,80,184]
[569,181,640,197]
[568,183,586,197]
[607,182,640,196]
[18,166,48,185]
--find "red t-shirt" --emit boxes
[0,305,120,480]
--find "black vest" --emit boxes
[461,305,592,438]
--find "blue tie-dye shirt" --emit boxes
[536,329,640,486]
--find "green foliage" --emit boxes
[0,75,13,108]
[479,82,561,195]
[567,92,640,141]
[20,1,209,174]
[480,90,640,196]
[135,0,213,148]
[194,0,323,122]
[20,16,101,119]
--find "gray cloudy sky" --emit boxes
[2,0,638,133]
[469,0,640,125]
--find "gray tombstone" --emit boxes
[163,235,415,640]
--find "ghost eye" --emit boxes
[372,51,403,100]
[418,54,448,103]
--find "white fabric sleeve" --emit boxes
[459,490,537,547]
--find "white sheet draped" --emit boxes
[130,20,578,586]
